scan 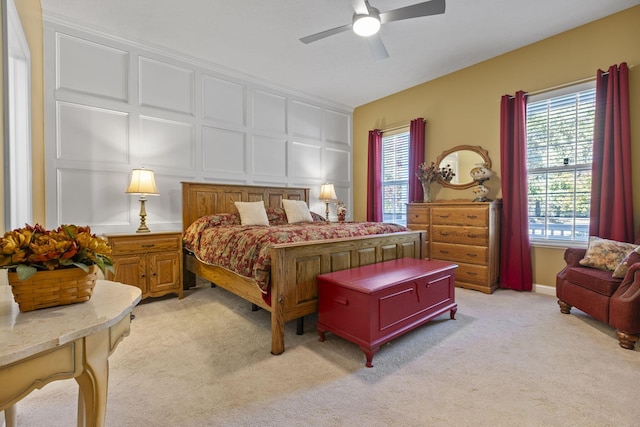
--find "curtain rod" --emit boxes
[381,119,428,134]
[527,76,595,97]
[526,64,635,97]
[381,123,409,133]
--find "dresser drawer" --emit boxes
[431,207,488,227]
[455,263,489,285]
[109,235,181,254]
[407,205,429,224]
[432,225,488,246]
[431,242,488,264]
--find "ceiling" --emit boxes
[40,0,640,109]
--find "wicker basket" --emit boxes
[8,265,98,312]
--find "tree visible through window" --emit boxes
[526,82,596,242]
[381,130,409,226]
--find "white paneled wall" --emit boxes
[43,19,352,234]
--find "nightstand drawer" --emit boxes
[109,236,181,254]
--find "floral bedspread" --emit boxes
[183,209,409,293]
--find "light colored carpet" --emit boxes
[10,284,640,426]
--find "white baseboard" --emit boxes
[534,283,556,296]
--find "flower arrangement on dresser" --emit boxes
[416,162,455,202]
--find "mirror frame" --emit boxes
[436,145,491,189]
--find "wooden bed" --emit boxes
[181,182,425,355]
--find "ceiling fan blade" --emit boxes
[380,0,446,24]
[300,23,353,44]
[367,33,389,61]
[351,0,368,15]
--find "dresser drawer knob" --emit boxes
[466,272,478,276]
[467,253,477,257]
[439,250,449,254]
[467,234,478,238]
[438,215,450,219]
[141,244,155,248]
[467,215,478,219]
[439,232,449,236]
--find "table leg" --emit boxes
[75,329,110,427]
[4,405,17,427]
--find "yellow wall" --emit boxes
[353,6,640,288]
[0,0,44,234]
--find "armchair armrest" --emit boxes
[610,262,640,333]
[563,248,587,268]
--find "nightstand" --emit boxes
[104,231,183,300]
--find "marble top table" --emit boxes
[1,279,142,427]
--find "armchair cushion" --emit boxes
[565,266,622,297]
[578,236,637,272]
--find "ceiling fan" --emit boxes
[300,0,446,61]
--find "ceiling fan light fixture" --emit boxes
[352,14,381,37]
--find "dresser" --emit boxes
[104,232,183,300]
[406,201,501,294]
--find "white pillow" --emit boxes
[234,201,269,226]
[282,199,313,223]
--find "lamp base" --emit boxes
[136,197,151,233]
[136,224,151,233]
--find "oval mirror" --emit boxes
[436,145,491,189]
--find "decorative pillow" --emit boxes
[310,211,326,222]
[282,199,313,223]
[612,246,640,278]
[265,207,288,225]
[234,201,269,226]
[579,236,637,272]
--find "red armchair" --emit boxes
[556,247,640,350]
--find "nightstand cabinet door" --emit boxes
[111,254,148,294]
[105,232,183,300]
[149,252,181,295]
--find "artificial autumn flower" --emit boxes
[0,224,114,280]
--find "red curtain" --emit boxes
[366,129,383,221]
[408,118,426,203]
[499,91,533,291]
[589,62,633,242]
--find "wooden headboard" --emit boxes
[182,182,310,231]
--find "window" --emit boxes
[381,130,409,226]
[526,82,596,242]
[4,0,33,230]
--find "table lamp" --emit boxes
[319,183,337,221]
[126,168,159,233]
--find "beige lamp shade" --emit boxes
[319,183,337,221]
[126,168,159,195]
[319,183,337,201]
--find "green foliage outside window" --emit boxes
[526,86,595,241]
